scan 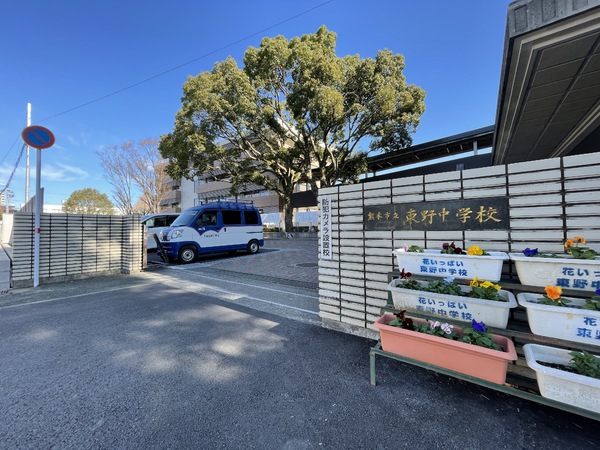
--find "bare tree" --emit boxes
[129,139,171,215]
[97,144,136,214]
[98,138,170,215]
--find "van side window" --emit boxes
[144,218,155,227]
[244,210,259,225]
[222,210,242,225]
[197,211,218,227]
[154,217,167,227]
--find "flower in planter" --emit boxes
[468,277,502,301]
[570,350,600,380]
[565,236,597,260]
[459,320,502,351]
[441,242,464,254]
[522,236,597,259]
[467,245,490,256]
[395,269,422,290]
[387,309,414,329]
[396,271,462,295]
[523,247,539,257]
[537,285,572,307]
[413,319,456,338]
[402,244,424,253]
[387,311,503,351]
[395,272,508,302]
[544,350,600,379]
[426,276,464,296]
[582,289,600,311]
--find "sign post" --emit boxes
[21,125,55,287]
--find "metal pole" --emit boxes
[25,103,31,203]
[34,148,41,287]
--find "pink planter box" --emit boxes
[374,313,517,384]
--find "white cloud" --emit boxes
[63,132,89,148]
[42,163,89,182]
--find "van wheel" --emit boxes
[178,246,197,263]
[247,240,260,254]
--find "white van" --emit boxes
[158,202,264,263]
[141,213,180,250]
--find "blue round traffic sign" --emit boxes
[22,125,55,149]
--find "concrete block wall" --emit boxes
[12,213,144,288]
[318,152,600,338]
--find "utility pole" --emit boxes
[25,103,31,203]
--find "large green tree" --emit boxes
[159,25,425,231]
[62,188,114,215]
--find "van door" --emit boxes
[220,209,244,247]
[194,209,224,251]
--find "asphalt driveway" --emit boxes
[1,278,598,449]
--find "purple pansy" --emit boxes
[523,248,539,257]
[471,319,486,333]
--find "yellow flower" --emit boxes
[481,281,494,289]
[573,236,586,245]
[493,283,501,291]
[564,239,574,249]
[545,285,563,300]
[467,245,483,256]
[469,277,480,287]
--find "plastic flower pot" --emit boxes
[509,253,600,292]
[387,278,516,329]
[393,249,508,281]
[516,293,600,346]
[523,343,600,414]
[374,313,517,384]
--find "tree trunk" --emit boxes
[283,201,294,233]
[277,193,294,233]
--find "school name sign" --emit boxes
[364,197,509,231]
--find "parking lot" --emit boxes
[147,237,319,288]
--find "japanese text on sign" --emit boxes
[566,314,600,342]
[552,266,600,291]
[364,197,509,231]
[320,195,332,260]
[414,296,474,321]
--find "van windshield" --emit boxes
[170,210,198,227]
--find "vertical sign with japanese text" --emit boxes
[320,195,332,259]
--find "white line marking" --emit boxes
[1,274,319,317]
[0,282,157,310]
[142,272,319,315]
[167,270,319,300]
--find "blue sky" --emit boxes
[1,0,510,208]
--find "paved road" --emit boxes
[0,239,599,449]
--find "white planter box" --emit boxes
[517,293,600,346]
[388,278,517,328]
[509,253,600,292]
[393,249,508,282]
[523,343,600,414]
